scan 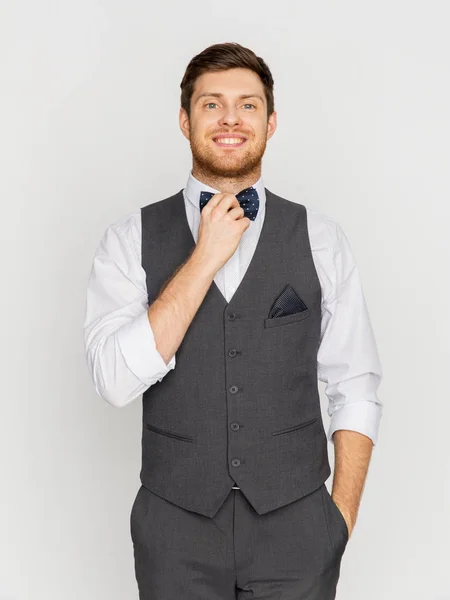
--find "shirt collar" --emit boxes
[184,169,266,217]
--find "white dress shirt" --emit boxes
[84,170,383,445]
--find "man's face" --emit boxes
[180,68,277,179]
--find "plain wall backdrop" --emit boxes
[1,1,449,598]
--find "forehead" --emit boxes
[192,68,265,102]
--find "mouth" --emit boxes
[212,136,247,148]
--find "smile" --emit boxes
[213,137,247,148]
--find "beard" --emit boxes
[189,128,268,179]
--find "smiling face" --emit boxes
[180,68,277,184]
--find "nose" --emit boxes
[219,107,243,128]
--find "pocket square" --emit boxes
[268,284,308,318]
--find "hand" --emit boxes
[195,193,251,273]
[333,497,355,539]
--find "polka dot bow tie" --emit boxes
[199,187,260,221]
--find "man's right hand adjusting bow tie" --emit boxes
[199,187,260,221]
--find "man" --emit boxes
[84,42,382,599]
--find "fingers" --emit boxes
[227,205,246,221]
[202,193,240,217]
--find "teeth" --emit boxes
[215,138,245,144]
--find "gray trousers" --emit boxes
[130,482,349,599]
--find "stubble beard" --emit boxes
[189,127,268,179]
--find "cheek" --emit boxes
[244,118,264,136]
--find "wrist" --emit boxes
[189,247,219,279]
[332,497,355,536]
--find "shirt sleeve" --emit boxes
[83,213,176,408]
[317,221,383,445]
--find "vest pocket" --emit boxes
[264,308,311,328]
[145,422,195,443]
[271,417,318,436]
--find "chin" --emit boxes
[191,142,265,177]
[211,163,261,179]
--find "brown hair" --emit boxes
[180,42,275,119]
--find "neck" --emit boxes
[192,163,261,195]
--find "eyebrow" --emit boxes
[195,93,265,104]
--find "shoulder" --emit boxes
[267,189,343,242]
[103,190,183,256]
[305,207,344,250]
[104,209,141,243]
[97,209,142,266]
[141,190,184,217]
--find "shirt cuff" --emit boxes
[117,310,176,384]
[327,398,382,446]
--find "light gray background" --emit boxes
[1,1,449,598]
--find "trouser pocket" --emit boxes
[320,484,349,552]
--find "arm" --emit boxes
[147,249,217,365]
[83,214,217,407]
[83,215,179,407]
[331,430,373,538]
[317,221,383,538]
[84,194,247,407]
[147,192,250,364]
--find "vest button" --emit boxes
[229,385,239,394]
[230,422,240,431]
[228,348,237,357]
[227,312,236,321]
[231,458,241,467]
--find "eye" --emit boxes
[243,104,256,109]
[205,102,218,109]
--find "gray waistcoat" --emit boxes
[140,188,331,518]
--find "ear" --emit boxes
[179,107,190,140]
[266,110,277,141]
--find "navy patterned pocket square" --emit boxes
[268,284,308,318]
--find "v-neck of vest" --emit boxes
[179,187,277,309]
